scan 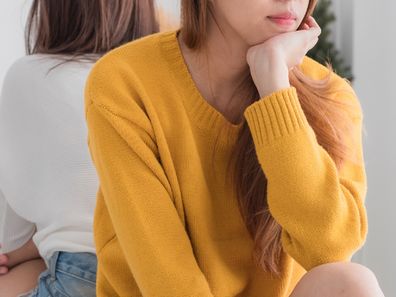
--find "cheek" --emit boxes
[243,23,278,46]
[302,0,312,18]
[295,1,312,27]
[227,11,267,42]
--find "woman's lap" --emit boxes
[18,251,97,297]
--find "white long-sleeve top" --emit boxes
[0,55,98,265]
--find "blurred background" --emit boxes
[0,0,394,295]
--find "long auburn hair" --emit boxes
[25,0,159,57]
[181,0,360,276]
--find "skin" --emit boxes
[179,0,318,123]
[0,258,46,297]
[179,0,385,296]
[0,240,42,274]
[0,241,46,296]
[289,262,385,297]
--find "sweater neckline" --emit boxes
[159,30,244,146]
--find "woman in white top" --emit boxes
[0,1,159,296]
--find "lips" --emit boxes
[268,11,297,20]
[267,11,297,27]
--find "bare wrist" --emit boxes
[257,69,290,98]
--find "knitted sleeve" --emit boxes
[85,89,214,296]
[243,85,367,271]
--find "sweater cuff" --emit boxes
[243,87,310,146]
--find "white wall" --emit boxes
[331,1,395,295]
[160,0,180,19]
[332,0,354,66]
[352,1,396,296]
[0,0,30,91]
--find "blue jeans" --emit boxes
[18,251,97,297]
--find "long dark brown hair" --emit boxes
[25,0,159,57]
[181,0,360,276]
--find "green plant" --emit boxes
[308,0,353,80]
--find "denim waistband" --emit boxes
[47,251,97,283]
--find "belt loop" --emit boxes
[49,251,60,281]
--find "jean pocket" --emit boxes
[50,269,96,297]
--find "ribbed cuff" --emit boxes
[243,87,309,146]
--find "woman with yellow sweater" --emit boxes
[85,0,384,296]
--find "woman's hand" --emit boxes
[0,244,10,275]
[246,16,321,98]
[0,239,41,273]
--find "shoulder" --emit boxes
[300,56,353,92]
[299,56,362,117]
[1,56,39,99]
[3,55,92,85]
[87,31,169,84]
[1,55,95,132]
[299,56,333,80]
[85,31,173,114]
[0,56,50,111]
[2,55,93,104]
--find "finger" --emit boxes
[306,16,319,27]
[298,27,319,49]
[0,254,8,264]
[306,16,321,35]
[307,36,319,51]
[307,26,321,39]
[0,266,8,275]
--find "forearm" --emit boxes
[5,238,41,269]
[243,88,367,270]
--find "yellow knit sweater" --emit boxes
[84,30,368,297]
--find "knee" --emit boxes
[290,262,385,297]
